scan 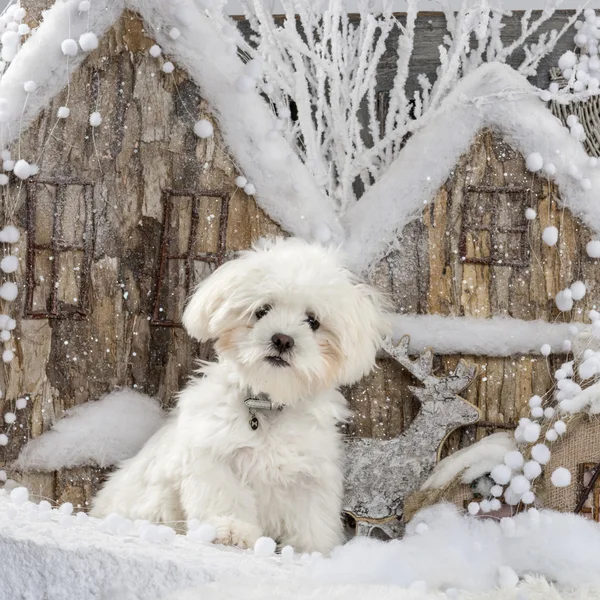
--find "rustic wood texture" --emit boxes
[0,12,283,505]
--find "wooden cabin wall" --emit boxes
[350,130,600,457]
[0,12,283,507]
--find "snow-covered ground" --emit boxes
[2,491,600,600]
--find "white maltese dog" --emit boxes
[92,237,389,553]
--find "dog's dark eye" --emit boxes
[306,314,320,331]
[255,305,271,320]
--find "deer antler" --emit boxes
[383,336,477,401]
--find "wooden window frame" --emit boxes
[24,178,95,319]
[151,188,230,327]
[459,186,529,269]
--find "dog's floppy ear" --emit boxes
[182,259,244,341]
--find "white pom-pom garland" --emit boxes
[162,62,175,74]
[540,344,551,357]
[523,460,542,480]
[0,256,18,273]
[525,208,537,220]
[529,395,542,408]
[193,119,213,138]
[546,429,559,442]
[2,349,14,363]
[13,159,31,180]
[555,289,573,312]
[587,240,600,258]
[467,501,480,515]
[254,536,276,557]
[244,183,256,195]
[554,420,567,435]
[504,451,524,470]
[531,444,551,465]
[491,464,512,485]
[526,153,544,172]
[149,45,162,57]
[0,282,18,301]
[551,467,571,488]
[542,226,558,247]
[61,38,78,56]
[79,32,99,51]
[235,176,247,188]
[570,281,587,300]
[509,475,530,495]
[57,106,70,119]
[89,112,102,127]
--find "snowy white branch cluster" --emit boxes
[206,0,578,209]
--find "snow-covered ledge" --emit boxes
[391,314,577,356]
[0,494,299,600]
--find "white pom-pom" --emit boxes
[531,444,551,465]
[0,433,7,445]
[567,114,579,127]
[0,226,20,244]
[57,106,70,119]
[13,159,31,180]
[0,256,18,273]
[504,451,524,470]
[587,240,600,258]
[254,536,276,557]
[15,398,26,410]
[491,464,512,485]
[10,487,28,504]
[76,512,88,523]
[89,112,102,127]
[581,178,592,190]
[244,58,263,80]
[542,226,558,247]
[489,498,501,511]
[559,50,577,71]
[149,45,161,57]
[0,282,17,301]
[480,499,491,513]
[4,412,15,424]
[244,183,256,195]
[59,502,73,515]
[503,489,521,506]
[554,420,567,435]
[523,460,542,480]
[551,467,571,487]
[490,484,503,497]
[1,330,11,342]
[540,344,551,357]
[526,152,544,172]
[281,545,294,562]
[467,501,480,515]
[510,475,531,495]
[2,160,13,172]
[521,491,535,505]
[18,24,29,35]
[544,163,557,176]
[193,119,213,138]
[415,522,429,535]
[0,175,8,186]
[162,62,174,74]
[525,208,537,220]
[2,349,14,363]
[235,176,247,188]
[546,429,558,442]
[235,75,255,93]
[78,1,91,11]
[544,407,555,419]
[529,395,542,408]
[562,339,572,352]
[570,281,586,301]
[61,39,78,57]
[169,27,181,40]
[531,406,544,418]
[555,290,574,312]
[79,32,99,52]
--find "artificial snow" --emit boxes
[13,389,166,471]
[1,498,600,600]
[390,314,576,357]
[421,433,516,489]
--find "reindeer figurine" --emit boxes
[343,336,480,539]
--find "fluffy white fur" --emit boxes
[91,237,389,554]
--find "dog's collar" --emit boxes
[244,391,284,431]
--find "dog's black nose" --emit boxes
[271,333,294,352]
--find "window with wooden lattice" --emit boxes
[459,186,530,268]
[25,179,95,319]
[579,463,600,521]
[152,188,230,327]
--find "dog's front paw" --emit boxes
[210,516,262,549]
